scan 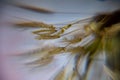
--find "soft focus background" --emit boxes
[0,0,120,80]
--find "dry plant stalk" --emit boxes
[15,10,120,80]
[15,4,54,13]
